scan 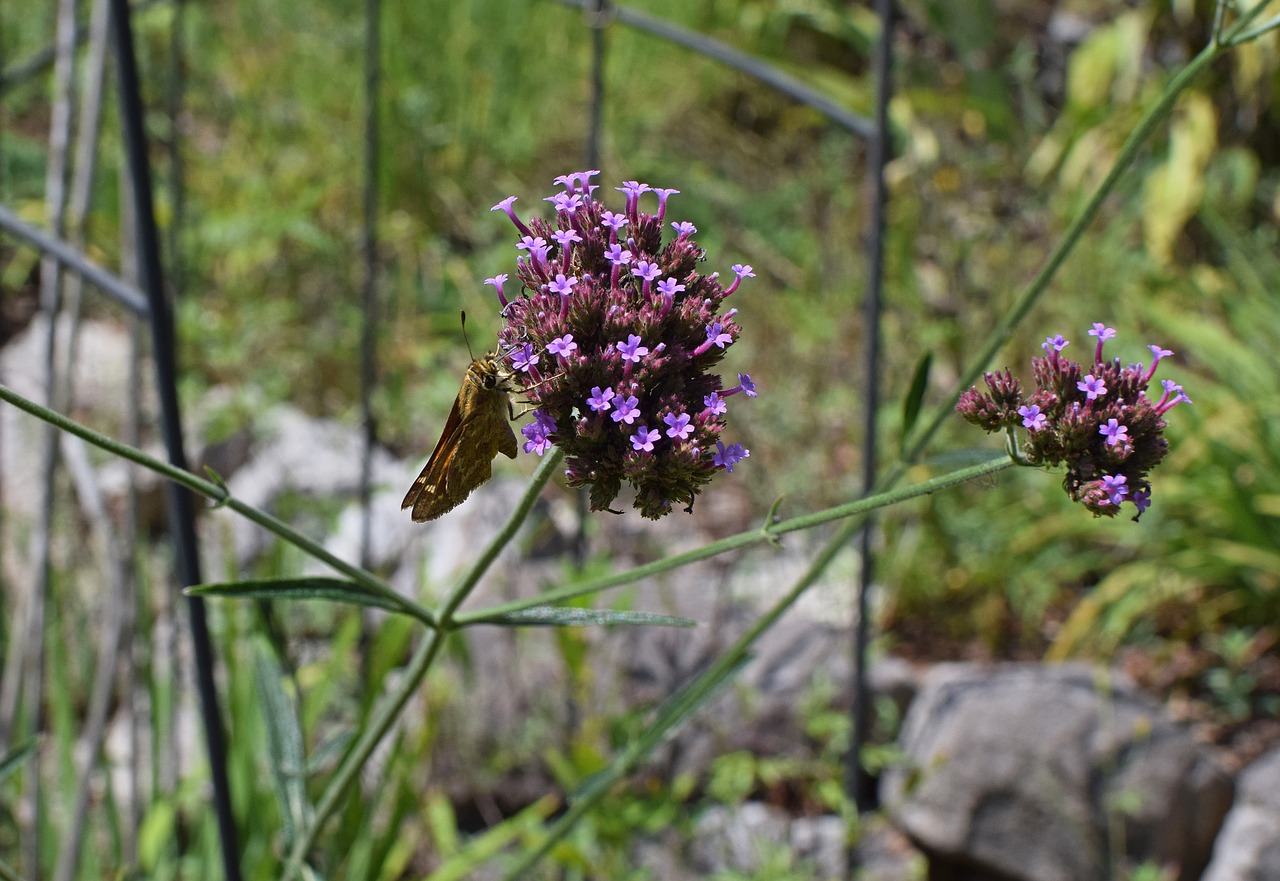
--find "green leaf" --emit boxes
[187,577,407,614]
[204,465,231,508]
[138,800,177,871]
[901,351,933,446]
[467,606,696,629]
[0,742,34,786]
[255,646,310,846]
[427,795,557,881]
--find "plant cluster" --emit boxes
[957,324,1191,519]
[487,171,757,519]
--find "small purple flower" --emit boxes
[491,195,532,237]
[724,264,755,296]
[554,169,599,192]
[630,425,661,452]
[657,277,685,298]
[484,273,510,308]
[1100,473,1129,505]
[671,221,697,238]
[548,335,578,358]
[706,323,733,348]
[545,192,584,213]
[549,273,578,296]
[713,441,749,472]
[601,211,628,235]
[605,243,633,266]
[1018,404,1047,431]
[663,411,693,440]
[1132,488,1151,514]
[722,373,757,398]
[703,392,727,416]
[1041,334,1068,353]
[587,386,614,412]
[611,395,640,425]
[1078,374,1107,400]
[521,411,557,456]
[1143,345,1173,382]
[616,180,651,213]
[517,235,548,253]
[653,187,680,220]
[632,260,662,283]
[1088,322,1116,362]
[617,334,649,363]
[1099,418,1129,447]
[511,343,540,373]
[552,228,582,249]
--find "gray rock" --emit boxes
[1201,748,1280,881]
[881,663,1232,881]
[683,803,918,880]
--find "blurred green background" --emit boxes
[3,0,1279,876]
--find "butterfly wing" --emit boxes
[401,375,518,522]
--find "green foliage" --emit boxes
[6,0,1280,878]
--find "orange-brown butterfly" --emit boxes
[401,347,521,522]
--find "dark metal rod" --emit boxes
[585,0,606,171]
[551,0,876,140]
[358,0,381,570]
[0,0,162,94]
[106,2,243,878]
[847,0,894,870]
[0,205,150,316]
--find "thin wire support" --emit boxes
[106,1,244,879]
[571,0,609,569]
[552,0,875,141]
[358,0,381,571]
[847,0,894,871]
[0,0,162,94]
[0,206,149,316]
[18,0,78,871]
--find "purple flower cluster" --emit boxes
[487,171,756,519]
[957,323,1191,520]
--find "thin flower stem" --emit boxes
[899,0,1274,470]
[1227,13,1280,44]
[441,448,567,624]
[0,383,433,626]
[456,455,1014,624]
[282,448,564,880]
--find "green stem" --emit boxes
[457,455,1013,624]
[0,857,24,881]
[282,447,564,880]
[0,382,433,626]
[440,448,566,625]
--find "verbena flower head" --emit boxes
[956,324,1189,520]
[489,171,756,519]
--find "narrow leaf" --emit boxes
[255,647,310,846]
[468,606,696,629]
[901,351,933,444]
[187,577,407,614]
[428,795,557,881]
[0,742,34,786]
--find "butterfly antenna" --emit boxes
[460,310,476,360]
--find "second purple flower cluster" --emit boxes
[957,323,1190,519]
